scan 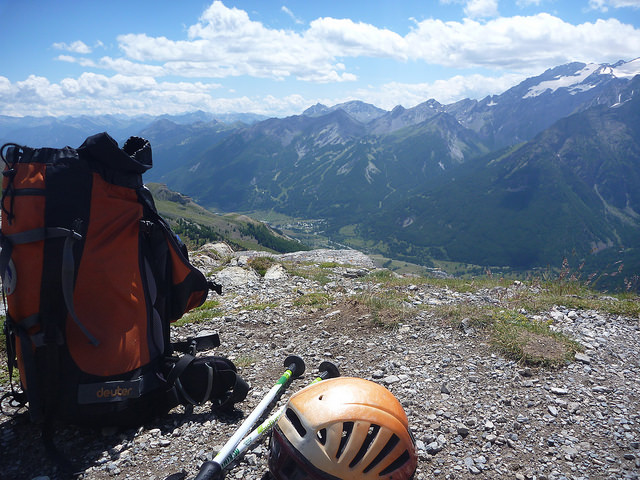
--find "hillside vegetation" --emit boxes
[146,183,308,253]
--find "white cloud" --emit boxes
[0,71,294,117]
[52,40,92,54]
[109,3,640,84]
[56,54,165,76]
[56,54,97,68]
[0,69,324,117]
[353,72,527,109]
[0,76,13,96]
[464,0,499,19]
[115,2,388,83]
[282,6,304,24]
[589,0,640,11]
[307,17,408,59]
[97,57,165,77]
[405,14,640,73]
[438,0,500,18]
[6,1,640,117]
[0,72,222,117]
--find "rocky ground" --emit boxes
[1,245,639,480]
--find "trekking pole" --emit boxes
[214,361,340,474]
[192,355,306,480]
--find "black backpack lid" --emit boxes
[77,132,152,174]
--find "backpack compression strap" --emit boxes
[0,226,99,346]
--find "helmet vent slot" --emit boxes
[363,433,400,473]
[317,428,327,445]
[285,408,307,438]
[336,422,354,459]
[379,449,411,476]
[349,423,380,468]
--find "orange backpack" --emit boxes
[0,133,247,430]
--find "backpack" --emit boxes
[0,132,248,431]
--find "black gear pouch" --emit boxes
[164,355,249,412]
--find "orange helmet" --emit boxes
[268,377,417,480]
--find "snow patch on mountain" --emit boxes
[364,160,381,184]
[524,64,600,98]
[523,59,640,99]
[610,57,640,78]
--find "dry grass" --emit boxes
[359,272,610,367]
[247,256,277,276]
[489,310,582,367]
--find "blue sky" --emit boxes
[1,0,639,117]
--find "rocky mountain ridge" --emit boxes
[1,245,638,480]
[157,71,640,286]
[2,60,639,286]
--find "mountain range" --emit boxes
[2,58,639,288]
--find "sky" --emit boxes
[1,0,639,118]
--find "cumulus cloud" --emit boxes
[0,72,214,117]
[52,40,92,54]
[589,0,640,11]
[117,1,405,81]
[56,55,97,68]
[116,2,360,83]
[56,54,165,76]
[110,2,639,82]
[438,0,500,18]
[307,17,407,59]
[353,72,527,109]
[0,76,11,94]
[6,1,640,117]
[405,14,640,73]
[0,71,289,117]
[464,0,499,19]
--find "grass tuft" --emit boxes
[234,355,257,368]
[359,269,627,367]
[284,262,334,285]
[352,290,416,330]
[489,310,582,367]
[173,299,223,327]
[294,292,332,309]
[248,256,277,276]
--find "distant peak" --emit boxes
[303,103,330,116]
[303,100,386,123]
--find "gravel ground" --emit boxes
[1,246,639,480]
